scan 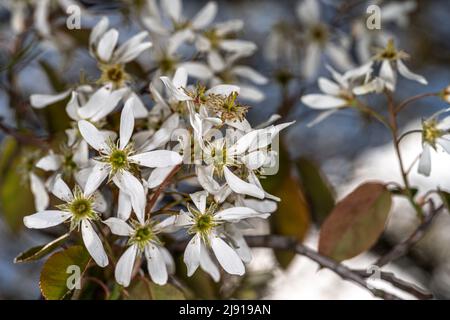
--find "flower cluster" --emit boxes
[22,2,292,287]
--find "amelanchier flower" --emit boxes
[78,98,183,223]
[418,110,450,176]
[301,63,378,111]
[369,39,427,91]
[23,177,109,267]
[103,217,175,287]
[173,191,270,280]
[296,0,353,79]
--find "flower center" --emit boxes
[99,64,129,88]
[109,149,129,171]
[195,214,214,233]
[423,120,443,146]
[310,24,328,45]
[130,224,158,250]
[69,198,93,219]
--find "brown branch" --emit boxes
[0,119,49,149]
[245,235,402,300]
[374,204,443,268]
[146,164,182,214]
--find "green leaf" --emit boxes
[296,157,335,224]
[14,233,70,263]
[125,277,186,300]
[319,182,392,262]
[0,147,35,231]
[40,246,91,300]
[39,60,66,92]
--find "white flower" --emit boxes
[172,191,270,280]
[418,110,450,176]
[78,97,183,222]
[23,177,109,267]
[296,0,353,79]
[29,172,49,212]
[369,39,427,91]
[103,217,175,287]
[142,0,218,36]
[301,63,378,110]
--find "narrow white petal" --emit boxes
[23,210,71,229]
[145,244,168,285]
[113,171,146,224]
[162,0,182,21]
[119,98,135,150]
[89,88,128,122]
[301,94,347,109]
[90,17,109,48]
[303,43,321,79]
[160,76,191,101]
[36,154,62,171]
[146,166,175,189]
[397,59,428,85]
[210,235,245,275]
[191,2,217,29]
[77,84,114,119]
[418,144,432,176]
[223,167,265,199]
[78,120,111,153]
[103,217,133,236]
[127,92,148,118]
[172,67,188,88]
[51,176,73,202]
[207,50,225,72]
[206,84,240,96]
[231,66,268,85]
[97,29,119,62]
[81,220,109,267]
[199,242,220,282]
[29,173,49,212]
[115,244,138,287]
[184,234,201,276]
[190,190,208,213]
[30,90,71,109]
[215,207,269,221]
[178,62,213,80]
[296,0,320,25]
[241,150,267,170]
[129,150,182,168]
[318,77,341,96]
[219,40,256,53]
[117,190,133,221]
[238,85,265,102]
[83,162,110,197]
[380,60,396,91]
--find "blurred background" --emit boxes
[0,0,449,299]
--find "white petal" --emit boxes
[129,150,182,168]
[145,244,168,285]
[162,0,182,22]
[242,198,277,213]
[78,120,111,153]
[29,173,49,212]
[380,60,396,91]
[113,170,146,224]
[238,85,265,102]
[81,220,108,267]
[115,244,138,287]
[89,88,128,122]
[296,0,320,25]
[167,29,195,55]
[77,84,113,119]
[172,67,188,88]
[418,144,432,176]
[114,31,152,63]
[231,66,268,85]
[128,92,148,118]
[30,90,71,109]
[191,2,217,29]
[219,40,257,53]
[93,191,108,213]
[179,62,213,80]
[97,29,119,62]
[438,138,450,154]
[36,153,62,171]
[119,98,135,150]
[303,43,321,79]
[223,167,265,199]
[83,162,110,196]
[23,210,71,229]
[196,165,221,194]
[147,166,175,189]
[160,76,191,101]
[318,77,341,95]
[139,128,171,152]
[397,59,428,85]
[51,176,73,202]
[103,217,133,236]
[206,84,240,96]
[184,234,201,276]
[207,50,226,72]
[210,235,245,275]
[90,17,109,48]
[160,247,175,274]
[215,19,243,36]
[190,190,208,213]
[117,190,133,221]
[301,94,347,109]
[199,242,220,282]
[241,150,267,170]
[214,207,269,221]
[226,226,252,263]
